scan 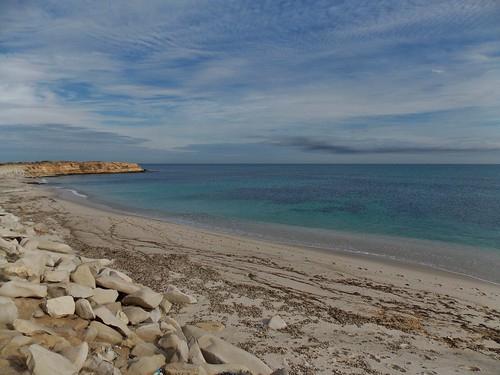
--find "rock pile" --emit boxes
[0,206,283,375]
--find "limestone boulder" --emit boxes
[89,321,123,345]
[83,354,122,375]
[43,296,75,318]
[43,269,70,283]
[37,240,73,254]
[4,252,47,281]
[267,315,287,330]
[75,299,95,320]
[159,297,172,314]
[123,306,150,325]
[135,323,162,342]
[61,342,89,372]
[94,306,131,336]
[26,344,77,375]
[65,283,94,298]
[0,280,47,298]
[90,288,118,305]
[13,319,54,335]
[164,285,197,304]
[96,275,141,295]
[157,333,189,363]
[98,267,132,282]
[131,342,162,357]
[122,287,162,309]
[163,363,208,375]
[197,334,272,375]
[0,296,18,325]
[70,264,96,288]
[127,354,165,375]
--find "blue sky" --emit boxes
[1,0,499,163]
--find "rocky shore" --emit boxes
[0,201,282,374]
[0,161,144,177]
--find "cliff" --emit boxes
[0,161,144,177]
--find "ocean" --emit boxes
[48,164,500,283]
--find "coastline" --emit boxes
[51,183,500,286]
[2,177,500,374]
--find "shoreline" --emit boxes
[2,177,500,374]
[51,183,500,287]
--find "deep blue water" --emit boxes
[48,164,500,282]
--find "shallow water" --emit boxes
[48,164,500,283]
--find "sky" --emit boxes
[0,0,499,163]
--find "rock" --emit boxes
[65,283,94,298]
[55,258,78,273]
[157,333,189,363]
[90,288,119,305]
[123,306,150,325]
[127,354,165,375]
[26,344,78,375]
[13,319,54,335]
[80,258,113,276]
[75,299,95,320]
[194,321,225,333]
[83,354,122,375]
[96,275,141,295]
[89,321,123,345]
[37,240,73,254]
[98,267,132,282]
[47,284,67,298]
[135,323,162,342]
[197,335,272,375]
[71,264,96,288]
[43,269,70,283]
[104,302,122,315]
[94,306,131,336]
[164,363,208,375]
[188,341,206,365]
[116,310,129,325]
[164,285,197,304]
[4,252,47,281]
[159,297,172,314]
[0,296,18,325]
[61,342,89,372]
[131,342,162,357]
[20,238,39,251]
[148,307,161,323]
[43,296,75,318]
[0,280,47,298]
[0,237,17,254]
[122,287,163,309]
[267,315,287,330]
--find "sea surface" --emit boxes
[48,164,500,283]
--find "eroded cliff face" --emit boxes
[0,161,144,177]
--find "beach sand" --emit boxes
[1,177,499,374]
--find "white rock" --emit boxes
[75,299,95,320]
[158,333,189,363]
[127,354,165,375]
[197,333,272,375]
[55,258,78,273]
[164,285,197,304]
[90,288,118,305]
[160,297,172,314]
[20,238,39,251]
[135,323,162,342]
[82,354,122,375]
[0,296,18,325]
[0,280,47,298]
[267,315,287,330]
[96,275,141,295]
[98,267,132,282]
[94,306,131,336]
[4,252,47,281]
[37,240,73,254]
[61,342,89,372]
[88,321,123,345]
[122,287,162,309]
[123,306,150,325]
[43,296,75,318]
[148,307,161,323]
[13,319,54,335]
[26,344,77,375]
[0,237,18,254]
[65,283,94,298]
[71,264,96,288]
[43,269,70,283]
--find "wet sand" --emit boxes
[2,177,499,374]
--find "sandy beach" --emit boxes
[1,177,499,374]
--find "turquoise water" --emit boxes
[48,164,500,282]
